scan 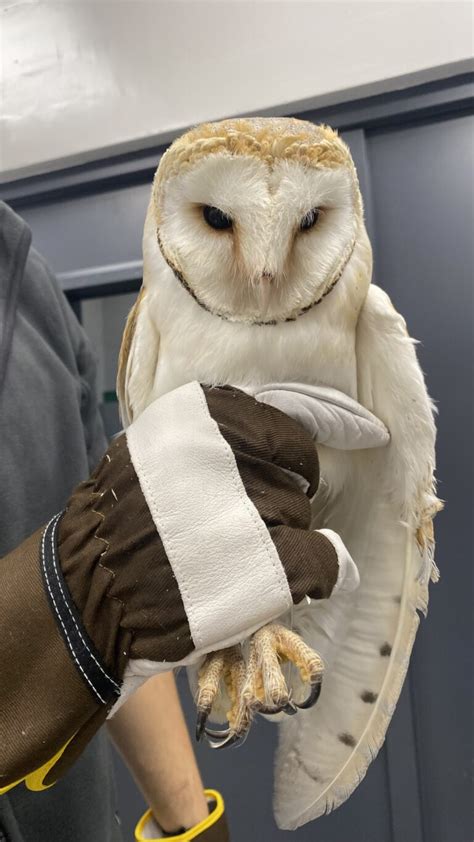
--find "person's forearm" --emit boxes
[107,673,208,834]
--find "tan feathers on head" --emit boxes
[154,118,356,194]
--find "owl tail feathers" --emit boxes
[273,490,437,830]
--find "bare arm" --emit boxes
[107,673,208,834]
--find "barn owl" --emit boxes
[117,118,441,829]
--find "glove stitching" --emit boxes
[41,514,107,705]
[50,507,121,691]
[89,488,130,651]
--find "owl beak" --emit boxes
[258,271,274,314]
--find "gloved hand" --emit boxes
[0,381,372,791]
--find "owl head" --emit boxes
[150,117,367,325]
[118,118,372,423]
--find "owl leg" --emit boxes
[196,626,324,749]
[196,646,253,748]
[208,647,253,748]
[245,624,297,715]
[203,631,290,748]
[249,623,324,715]
[206,624,323,750]
[195,649,226,741]
[268,623,324,710]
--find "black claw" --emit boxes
[195,710,210,742]
[204,726,231,739]
[255,699,297,716]
[255,703,278,715]
[207,731,247,750]
[294,680,322,710]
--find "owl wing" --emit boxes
[273,284,441,829]
[116,284,160,427]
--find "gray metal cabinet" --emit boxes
[2,74,472,842]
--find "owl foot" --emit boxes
[195,650,226,741]
[245,623,324,715]
[196,645,252,748]
[195,623,324,748]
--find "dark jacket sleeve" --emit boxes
[0,527,108,793]
[44,261,108,470]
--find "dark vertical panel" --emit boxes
[68,298,82,323]
[368,114,473,842]
[385,680,424,842]
[18,182,150,274]
[342,128,376,243]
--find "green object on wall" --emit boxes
[103,390,118,404]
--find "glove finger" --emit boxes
[270,524,359,604]
[204,385,320,489]
[254,383,390,450]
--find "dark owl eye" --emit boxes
[203,205,233,230]
[300,207,320,231]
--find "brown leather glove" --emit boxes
[0,382,354,790]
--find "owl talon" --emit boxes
[204,726,231,739]
[194,648,232,743]
[206,730,247,749]
[255,699,298,716]
[195,626,324,747]
[196,645,250,744]
[294,679,322,710]
[195,710,210,742]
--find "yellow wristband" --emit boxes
[135,789,224,841]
